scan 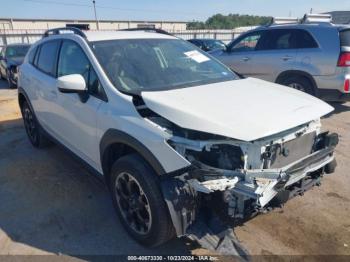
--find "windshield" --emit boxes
[5,45,30,58]
[204,40,226,50]
[92,39,236,93]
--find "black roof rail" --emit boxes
[119,28,173,36]
[43,27,87,39]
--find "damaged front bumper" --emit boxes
[161,133,337,253]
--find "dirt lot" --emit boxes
[0,79,349,258]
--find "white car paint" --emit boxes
[18,30,337,232]
[142,77,333,141]
[19,32,191,174]
[56,74,87,92]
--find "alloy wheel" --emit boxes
[288,82,306,92]
[114,172,152,235]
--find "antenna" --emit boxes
[92,0,100,30]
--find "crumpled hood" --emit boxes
[141,78,333,141]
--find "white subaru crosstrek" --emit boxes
[18,27,338,252]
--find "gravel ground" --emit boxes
[0,79,349,258]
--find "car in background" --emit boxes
[0,43,31,88]
[211,14,350,102]
[188,38,226,52]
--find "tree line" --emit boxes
[187,14,272,29]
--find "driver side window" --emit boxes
[58,41,105,100]
[230,32,263,52]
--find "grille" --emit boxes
[269,132,316,169]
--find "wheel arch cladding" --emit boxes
[100,129,166,183]
[18,87,32,111]
[18,92,26,109]
[276,70,318,90]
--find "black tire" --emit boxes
[6,70,16,89]
[21,101,51,148]
[325,159,337,174]
[280,75,315,96]
[110,154,175,247]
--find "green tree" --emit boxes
[187,13,271,29]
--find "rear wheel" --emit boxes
[21,101,51,148]
[280,75,315,95]
[110,154,175,247]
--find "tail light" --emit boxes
[344,79,350,93]
[338,52,350,67]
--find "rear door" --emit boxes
[217,30,264,75]
[250,29,297,82]
[30,40,61,130]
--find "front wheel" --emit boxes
[110,154,175,247]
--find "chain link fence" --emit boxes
[0,27,255,51]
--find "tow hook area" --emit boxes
[161,175,249,257]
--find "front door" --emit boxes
[217,31,264,76]
[54,40,105,168]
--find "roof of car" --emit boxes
[83,30,177,42]
[253,22,345,31]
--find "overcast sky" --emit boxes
[1,0,350,21]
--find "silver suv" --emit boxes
[212,14,350,102]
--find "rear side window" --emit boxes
[37,41,60,76]
[259,29,295,50]
[340,30,350,47]
[28,46,37,64]
[295,30,318,48]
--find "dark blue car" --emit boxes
[0,44,31,88]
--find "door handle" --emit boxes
[282,55,293,61]
[242,57,250,62]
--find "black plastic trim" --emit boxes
[317,88,350,102]
[275,70,318,91]
[100,129,166,176]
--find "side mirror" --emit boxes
[57,74,87,93]
[0,55,4,60]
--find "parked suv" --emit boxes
[18,27,338,252]
[0,43,31,88]
[212,14,350,102]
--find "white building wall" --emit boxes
[0,18,187,31]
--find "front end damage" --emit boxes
[150,116,338,254]
[133,92,338,254]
